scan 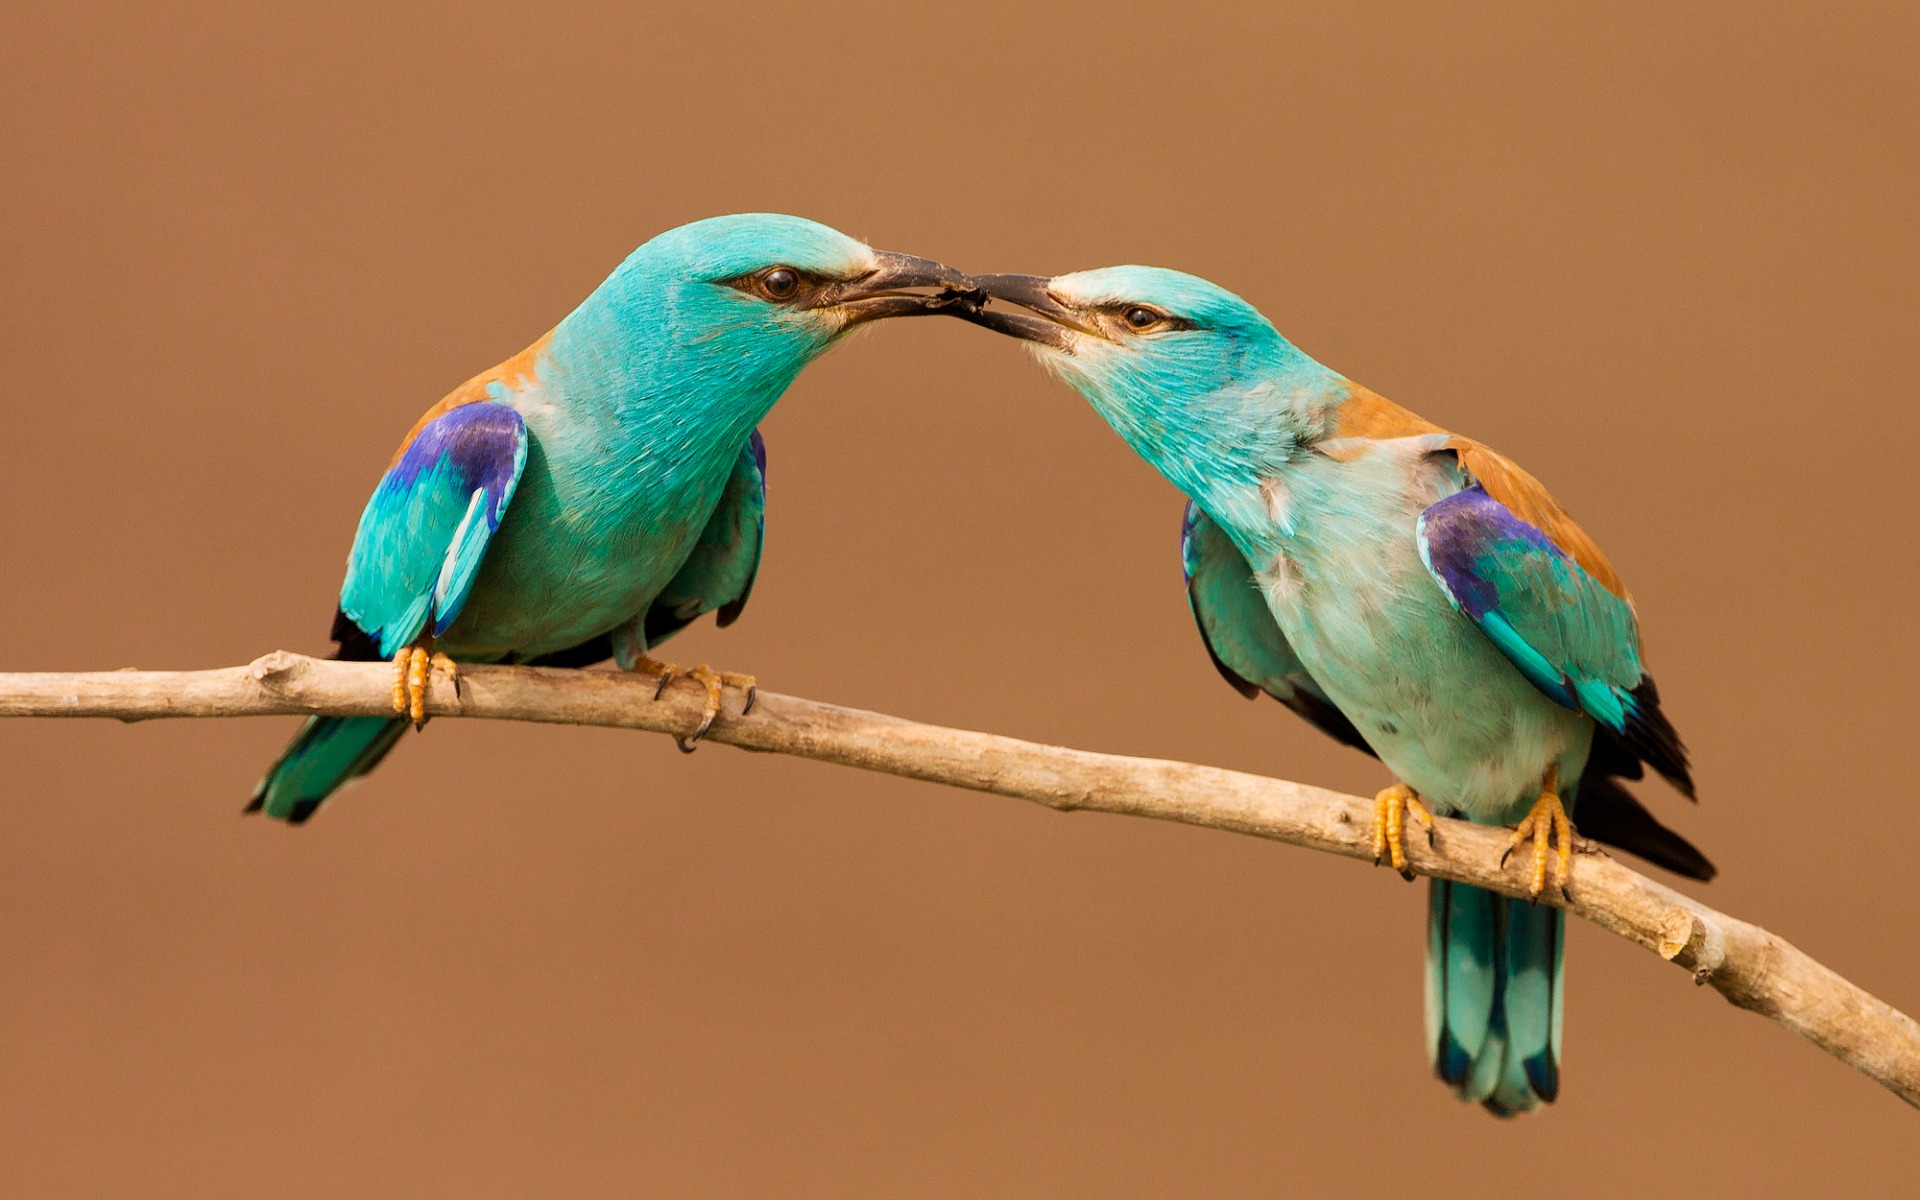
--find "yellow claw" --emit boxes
[675,664,759,752]
[1372,783,1435,880]
[623,654,758,751]
[391,647,412,716]
[388,645,456,729]
[406,648,429,727]
[1501,767,1574,899]
[623,652,679,699]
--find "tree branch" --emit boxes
[3,651,1914,1109]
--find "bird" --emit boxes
[250,214,979,824]
[963,267,1707,1115]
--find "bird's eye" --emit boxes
[1123,305,1165,331]
[758,267,801,301]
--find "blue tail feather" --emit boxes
[1427,879,1564,1116]
[248,716,407,824]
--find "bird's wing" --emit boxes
[1182,500,1373,753]
[1415,442,1692,797]
[643,429,767,647]
[1186,478,1710,877]
[337,401,528,656]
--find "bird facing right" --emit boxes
[964,268,1708,1116]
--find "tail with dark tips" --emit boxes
[247,716,407,824]
[1426,880,1563,1116]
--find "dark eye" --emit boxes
[759,267,800,300]
[1123,305,1164,331]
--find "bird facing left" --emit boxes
[249,214,981,823]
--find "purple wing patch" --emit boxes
[388,402,525,529]
[341,400,528,654]
[1417,486,1563,620]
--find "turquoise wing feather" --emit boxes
[252,401,526,825]
[338,402,528,656]
[1416,483,1691,795]
[1182,501,1372,753]
[1415,485,1643,731]
[644,429,766,646]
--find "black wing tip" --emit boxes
[1624,676,1696,800]
[242,791,265,815]
[330,609,385,663]
[1574,775,1716,881]
[1190,602,1267,698]
[1208,656,1262,699]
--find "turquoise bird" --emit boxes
[965,269,1709,1115]
[251,214,978,824]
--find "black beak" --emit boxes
[956,274,1102,351]
[831,251,985,325]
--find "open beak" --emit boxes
[957,274,1103,351]
[829,251,986,326]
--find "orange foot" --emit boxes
[389,645,458,729]
[622,654,757,752]
[1372,782,1435,880]
[1501,767,1574,899]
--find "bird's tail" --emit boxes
[1426,879,1563,1116]
[247,716,407,824]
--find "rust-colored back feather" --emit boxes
[387,330,554,467]
[1330,384,1629,599]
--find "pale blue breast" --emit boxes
[1251,441,1592,823]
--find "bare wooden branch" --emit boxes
[3,651,1914,1108]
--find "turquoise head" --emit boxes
[964,266,1341,506]
[549,213,979,438]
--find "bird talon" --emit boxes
[622,653,680,699]
[388,645,445,729]
[621,656,755,749]
[1503,768,1574,900]
[717,671,759,716]
[677,664,726,748]
[1371,783,1428,878]
[430,652,461,701]
[390,648,412,716]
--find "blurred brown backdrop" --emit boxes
[3,3,1917,1195]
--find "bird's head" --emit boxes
[575,214,982,397]
[963,267,1335,498]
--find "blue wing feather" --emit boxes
[1186,497,1705,866]
[1182,501,1373,754]
[1416,485,1642,732]
[339,402,528,655]
[644,429,767,647]
[1417,484,1694,796]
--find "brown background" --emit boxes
[3,3,1917,1195]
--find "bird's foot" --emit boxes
[675,664,757,752]
[389,646,458,729]
[622,653,682,700]
[1501,772,1573,900]
[1372,783,1435,880]
[621,654,757,751]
